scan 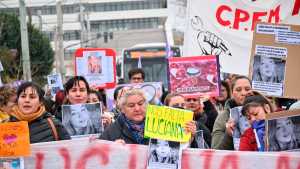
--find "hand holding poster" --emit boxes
[144,105,193,142]
[168,55,220,97]
[47,73,64,97]
[0,121,30,157]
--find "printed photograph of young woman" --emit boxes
[252,55,285,83]
[147,139,181,169]
[87,55,102,74]
[268,116,300,151]
[62,103,102,137]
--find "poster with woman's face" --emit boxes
[266,110,300,151]
[252,45,287,97]
[62,103,102,137]
[147,139,181,169]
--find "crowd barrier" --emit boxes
[21,138,300,169]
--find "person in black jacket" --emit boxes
[9,82,70,144]
[100,89,149,144]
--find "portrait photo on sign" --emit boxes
[147,139,181,169]
[0,158,24,169]
[266,110,300,151]
[87,54,102,74]
[62,103,102,137]
[252,55,286,84]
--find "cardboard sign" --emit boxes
[0,121,30,157]
[183,1,300,75]
[249,22,300,98]
[168,56,220,97]
[144,105,193,142]
[75,48,116,89]
[47,73,64,96]
[265,109,300,151]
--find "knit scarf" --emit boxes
[10,105,45,122]
[120,113,145,144]
[0,109,10,123]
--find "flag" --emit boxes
[137,56,142,68]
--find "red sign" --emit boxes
[168,56,220,97]
[74,48,116,89]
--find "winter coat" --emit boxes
[99,115,149,145]
[10,112,70,144]
[239,128,257,151]
[190,122,212,148]
[202,100,218,132]
[211,99,238,150]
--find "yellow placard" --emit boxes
[0,121,30,157]
[144,105,194,142]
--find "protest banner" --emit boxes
[168,56,220,97]
[105,82,163,111]
[75,48,116,89]
[249,22,300,98]
[0,121,30,157]
[183,0,300,75]
[62,103,103,138]
[47,73,64,97]
[5,137,299,169]
[265,109,300,151]
[144,105,193,142]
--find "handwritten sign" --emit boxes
[144,105,193,142]
[0,121,30,157]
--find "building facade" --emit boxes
[0,0,168,76]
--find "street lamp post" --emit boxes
[19,0,32,81]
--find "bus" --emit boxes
[118,43,181,89]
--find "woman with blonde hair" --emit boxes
[0,86,16,123]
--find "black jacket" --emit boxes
[100,115,149,145]
[190,121,212,148]
[10,112,70,144]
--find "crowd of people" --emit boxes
[0,67,299,152]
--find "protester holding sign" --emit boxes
[100,89,149,144]
[164,93,210,148]
[9,82,70,143]
[55,76,90,121]
[100,89,196,144]
[212,76,253,150]
[0,86,16,123]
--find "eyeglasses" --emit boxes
[131,77,143,81]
